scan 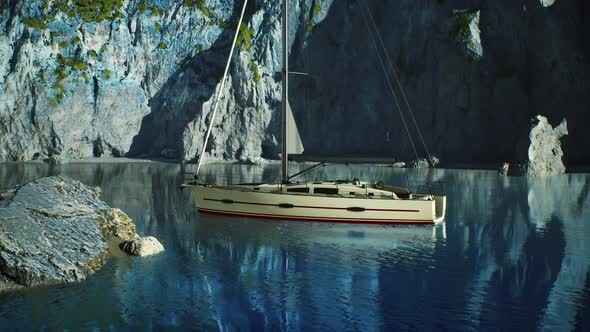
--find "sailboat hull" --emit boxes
[188,185,446,224]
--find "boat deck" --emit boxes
[204,180,434,202]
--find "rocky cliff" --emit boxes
[0,0,331,162]
[291,0,590,165]
[0,0,588,165]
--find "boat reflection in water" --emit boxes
[177,217,445,331]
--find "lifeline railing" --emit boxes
[413,181,446,196]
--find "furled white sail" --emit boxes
[287,101,304,155]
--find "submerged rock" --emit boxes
[451,9,483,61]
[0,176,137,287]
[120,236,164,257]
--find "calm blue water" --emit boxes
[0,161,589,331]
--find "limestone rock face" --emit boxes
[100,208,137,242]
[120,236,164,257]
[291,1,590,165]
[0,0,333,163]
[178,0,333,162]
[451,9,483,61]
[525,116,568,176]
[2,0,588,165]
[0,176,137,286]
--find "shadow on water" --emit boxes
[0,163,589,330]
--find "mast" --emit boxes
[195,0,249,177]
[281,0,289,184]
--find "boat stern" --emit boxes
[434,195,447,223]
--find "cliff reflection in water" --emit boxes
[0,162,588,330]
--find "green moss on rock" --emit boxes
[57,54,88,71]
[236,23,255,52]
[183,0,214,19]
[57,0,124,23]
[101,69,111,80]
[22,17,47,30]
[248,59,261,82]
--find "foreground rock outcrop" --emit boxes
[0,176,137,287]
[501,115,568,176]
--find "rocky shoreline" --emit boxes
[0,114,578,177]
[0,175,163,291]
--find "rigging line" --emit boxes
[305,27,310,137]
[195,0,249,176]
[356,0,420,162]
[359,0,434,166]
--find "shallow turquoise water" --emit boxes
[0,162,589,331]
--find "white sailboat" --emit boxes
[183,0,447,224]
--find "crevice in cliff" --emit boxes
[29,83,37,129]
[78,25,86,44]
[93,137,103,157]
[7,29,28,76]
[131,16,141,47]
[48,125,62,157]
[170,3,183,22]
[2,0,17,35]
[92,75,99,112]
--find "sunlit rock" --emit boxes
[0,0,333,163]
[499,162,510,176]
[120,236,165,257]
[451,9,483,61]
[525,116,567,176]
[503,116,567,176]
[240,157,267,165]
[100,208,137,242]
[0,175,138,286]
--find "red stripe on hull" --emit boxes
[203,198,420,213]
[197,208,434,225]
